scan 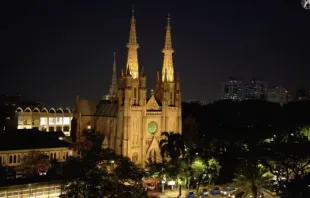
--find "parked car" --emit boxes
[210,187,221,195]
[187,191,195,198]
[199,188,209,197]
[222,187,236,197]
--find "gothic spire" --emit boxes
[126,6,139,79]
[109,52,118,98]
[162,13,174,82]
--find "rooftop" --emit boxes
[0,129,71,151]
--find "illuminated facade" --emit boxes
[0,147,72,167]
[221,79,244,101]
[267,87,289,106]
[15,107,72,136]
[0,130,73,167]
[73,11,182,167]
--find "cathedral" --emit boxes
[72,10,182,167]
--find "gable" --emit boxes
[146,136,160,155]
[146,96,161,111]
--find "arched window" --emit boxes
[16,107,23,112]
[33,108,40,112]
[132,153,138,163]
[13,155,16,163]
[54,153,56,159]
[149,149,156,163]
[24,107,32,112]
[9,156,12,164]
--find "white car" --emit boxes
[222,187,236,197]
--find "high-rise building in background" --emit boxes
[267,87,289,106]
[220,79,292,106]
[244,80,268,100]
[221,79,244,101]
[295,89,308,101]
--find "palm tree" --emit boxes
[233,165,274,198]
[159,132,185,197]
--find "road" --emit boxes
[148,189,275,198]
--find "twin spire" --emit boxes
[125,8,175,82]
[162,13,174,83]
[126,7,139,79]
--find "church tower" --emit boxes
[73,10,182,168]
[154,14,182,134]
[116,11,181,167]
[116,8,147,165]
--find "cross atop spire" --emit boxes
[162,13,174,82]
[126,7,139,79]
[167,13,171,28]
[132,4,135,18]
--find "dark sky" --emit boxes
[1,0,310,107]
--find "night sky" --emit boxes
[1,0,310,107]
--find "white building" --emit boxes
[15,107,72,136]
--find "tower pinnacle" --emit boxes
[109,52,118,98]
[162,13,174,82]
[126,7,139,79]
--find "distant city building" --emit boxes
[15,107,72,136]
[244,80,268,100]
[295,89,308,101]
[267,87,289,106]
[187,100,208,105]
[0,95,44,131]
[221,79,244,101]
[0,129,72,167]
[221,79,268,101]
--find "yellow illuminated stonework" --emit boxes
[72,12,182,168]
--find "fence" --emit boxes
[0,181,61,198]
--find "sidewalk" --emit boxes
[163,189,188,198]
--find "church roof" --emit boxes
[76,99,98,116]
[96,100,118,117]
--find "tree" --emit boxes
[159,132,185,162]
[159,132,185,196]
[61,131,147,198]
[191,158,206,193]
[21,151,49,176]
[190,157,221,193]
[233,165,274,198]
